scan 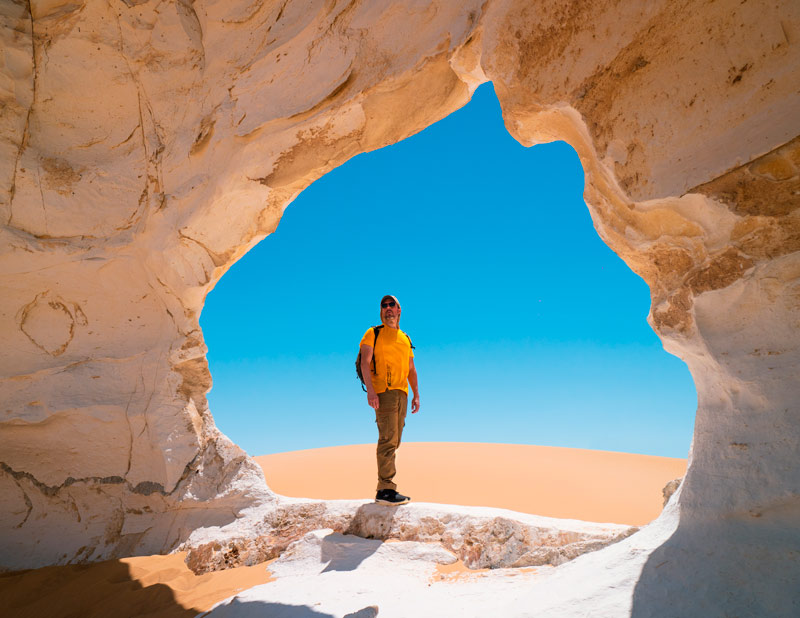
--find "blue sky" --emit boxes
[201,83,697,458]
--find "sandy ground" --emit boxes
[256,442,687,526]
[2,443,685,618]
[0,552,274,618]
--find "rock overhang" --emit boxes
[0,1,798,611]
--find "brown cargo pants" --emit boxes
[375,389,408,491]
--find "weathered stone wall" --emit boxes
[1,3,797,609]
[481,0,800,523]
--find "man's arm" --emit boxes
[408,357,420,414]
[360,344,379,410]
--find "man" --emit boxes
[359,294,420,505]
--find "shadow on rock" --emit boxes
[631,502,800,617]
[320,532,383,573]
[201,599,335,617]
[343,607,379,618]
[203,599,379,618]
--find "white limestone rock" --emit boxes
[203,527,542,618]
[1,2,798,614]
[182,498,635,574]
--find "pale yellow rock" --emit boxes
[1,1,798,613]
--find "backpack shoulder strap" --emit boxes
[371,325,383,374]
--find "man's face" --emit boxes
[380,298,400,326]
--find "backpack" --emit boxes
[355,325,383,392]
[355,325,414,391]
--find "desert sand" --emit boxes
[0,443,684,618]
[256,442,687,526]
[0,552,274,618]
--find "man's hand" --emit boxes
[411,394,420,414]
[367,391,379,410]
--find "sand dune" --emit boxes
[256,442,686,526]
[2,443,684,618]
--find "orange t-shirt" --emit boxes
[360,326,414,394]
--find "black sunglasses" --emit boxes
[381,301,397,308]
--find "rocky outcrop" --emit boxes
[1,0,798,610]
[661,478,681,508]
[183,499,636,574]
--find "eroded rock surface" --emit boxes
[1,0,799,612]
[203,528,525,618]
[183,499,635,574]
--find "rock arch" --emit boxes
[1,0,798,611]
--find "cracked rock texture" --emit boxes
[181,500,636,574]
[1,0,799,612]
